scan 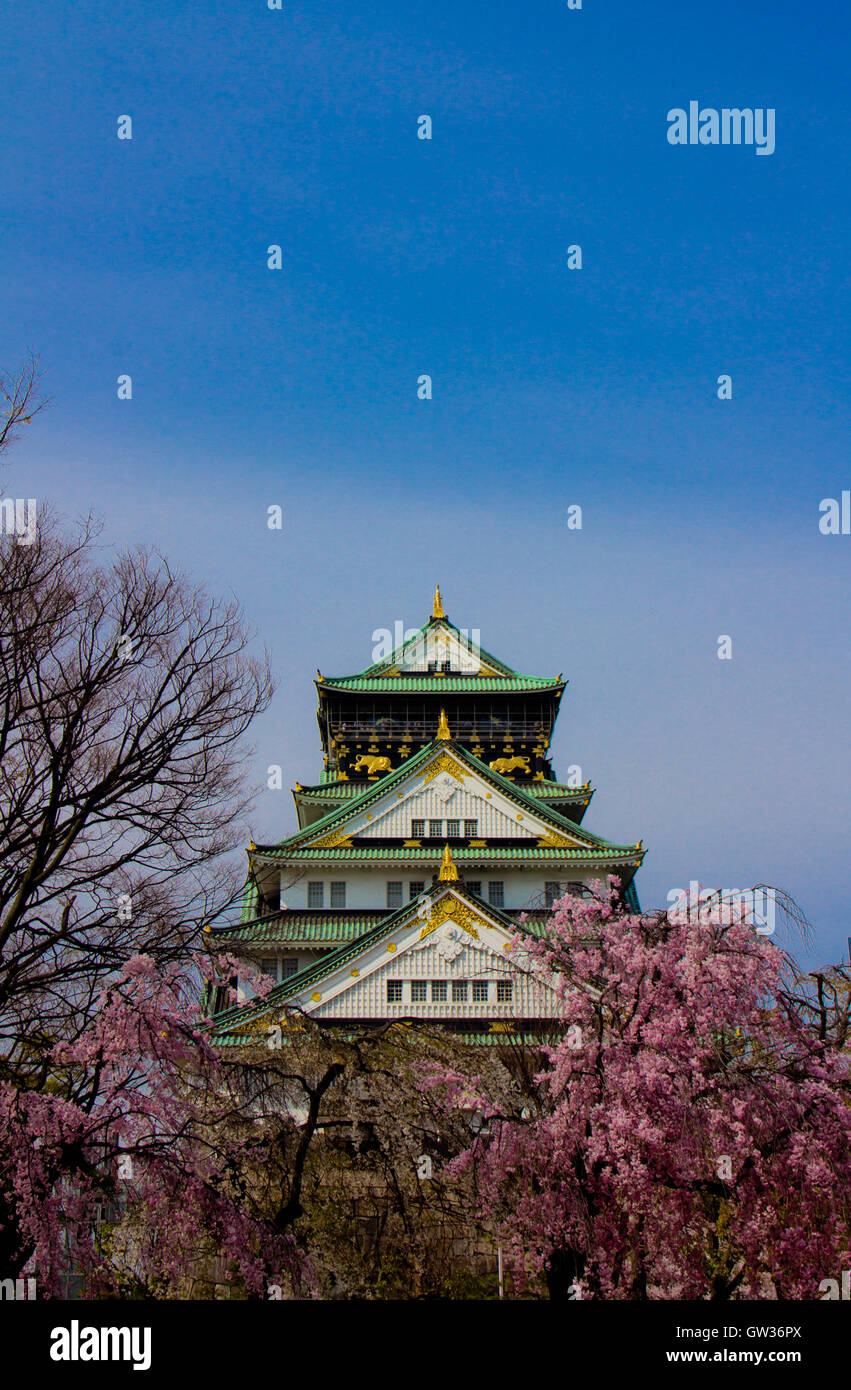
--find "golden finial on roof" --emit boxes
[432,584,446,620]
[439,844,459,880]
[436,708,451,741]
[248,840,256,852]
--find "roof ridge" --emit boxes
[317,674,565,691]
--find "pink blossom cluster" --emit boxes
[423,880,850,1299]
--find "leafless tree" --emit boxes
[0,507,274,1079]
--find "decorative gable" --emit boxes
[306,746,590,848]
[283,886,560,1022]
[372,621,500,678]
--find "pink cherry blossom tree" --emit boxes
[423,880,851,1300]
[0,950,324,1298]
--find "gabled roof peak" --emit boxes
[324,603,560,688]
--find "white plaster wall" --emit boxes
[279,868,585,911]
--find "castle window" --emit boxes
[429,819,443,837]
[387,881,403,909]
[464,819,478,837]
[440,660,451,672]
[452,981,468,1002]
[446,820,460,838]
[330,881,346,908]
[411,819,425,838]
[281,958,299,979]
[467,880,482,896]
[488,881,505,908]
[411,981,428,1002]
[387,980,403,1002]
[307,882,324,908]
[545,881,562,907]
[497,980,513,1002]
[259,958,278,981]
[409,881,425,899]
[431,981,447,1002]
[472,981,489,1002]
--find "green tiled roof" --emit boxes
[214,907,552,947]
[213,912,387,944]
[297,778,589,803]
[295,782,361,800]
[452,1030,559,1047]
[525,782,593,799]
[319,675,563,693]
[256,845,640,862]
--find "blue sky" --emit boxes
[3,0,849,964]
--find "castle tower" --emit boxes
[209,593,644,1044]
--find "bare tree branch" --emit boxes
[0,353,50,461]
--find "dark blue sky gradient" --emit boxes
[3,0,849,962]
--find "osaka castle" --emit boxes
[208,589,645,1044]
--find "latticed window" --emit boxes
[488,881,505,908]
[259,958,277,981]
[431,981,447,1001]
[387,881,403,908]
[545,881,561,907]
[467,880,482,896]
[409,881,425,899]
[307,882,324,908]
[330,881,346,908]
[452,981,468,1002]
[472,980,489,1002]
[464,819,478,837]
[429,820,443,837]
[446,820,460,838]
[411,980,428,1002]
[497,979,513,1002]
[411,819,425,838]
[386,980,403,1002]
[281,958,299,979]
